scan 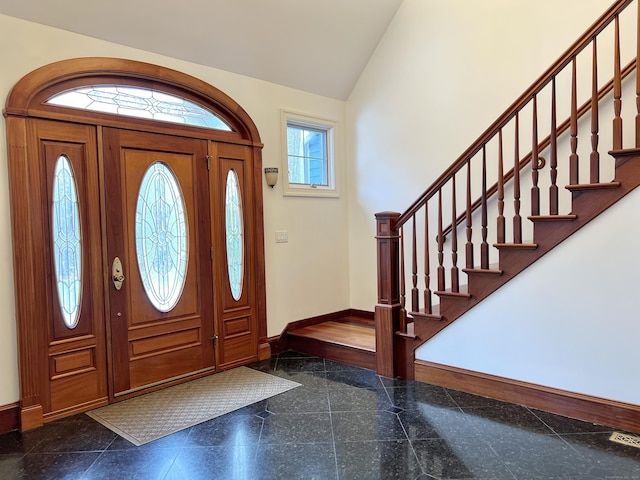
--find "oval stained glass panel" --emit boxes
[52,155,82,329]
[225,169,244,301]
[135,162,189,312]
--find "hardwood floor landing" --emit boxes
[286,317,376,370]
[288,320,375,351]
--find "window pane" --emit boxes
[287,124,328,186]
[52,155,82,329]
[225,169,244,301]
[135,162,189,312]
[47,85,232,131]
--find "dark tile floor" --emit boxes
[1,351,639,479]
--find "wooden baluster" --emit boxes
[497,129,505,243]
[450,176,459,293]
[411,215,418,314]
[399,225,407,333]
[570,57,579,185]
[590,38,600,183]
[437,190,445,291]
[481,146,489,269]
[637,0,640,146]
[550,77,559,215]
[424,204,432,314]
[531,94,540,216]
[513,112,522,244]
[465,159,474,268]
[613,15,622,150]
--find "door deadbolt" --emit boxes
[112,257,125,290]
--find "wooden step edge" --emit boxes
[493,242,538,250]
[434,289,471,300]
[408,310,444,321]
[608,147,640,158]
[565,181,621,192]
[527,214,578,222]
[395,320,416,339]
[407,303,441,317]
[462,267,503,276]
[396,330,417,340]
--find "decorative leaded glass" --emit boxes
[52,155,82,328]
[47,85,232,131]
[135,162,188,312]
[225,169,244,301]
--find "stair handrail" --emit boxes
[441,58,637,240]
[397,0,634,227]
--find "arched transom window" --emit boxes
[47,85,232,130]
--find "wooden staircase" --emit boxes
[374,0,640,379]
[387,149,640,377]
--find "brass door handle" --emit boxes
[112,257,125,290]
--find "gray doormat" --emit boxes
[87,367,300,446]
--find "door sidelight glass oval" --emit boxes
[135,162,188,312]
[225,169,244,301]
[52,154,82,328]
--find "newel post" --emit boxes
[375,211,401,378]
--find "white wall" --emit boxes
[347,0,616,309]
[347,0,639,405]
[0,14,350,405]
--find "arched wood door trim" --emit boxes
[5,57,262,144]
[4,58,268,430]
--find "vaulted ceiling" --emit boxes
[0,0,403,100]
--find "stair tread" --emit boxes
[435,288,471,299]
[566,181,621,192]
[493,242,538,250]
[396,321,416,338]
[408,307,443,320]
[288,320,375,352]
[462,267,503,275]
[528,214,578,222]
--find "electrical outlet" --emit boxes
[275,230,288,243]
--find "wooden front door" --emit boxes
[103,128,215,395]
[7,58,268,428]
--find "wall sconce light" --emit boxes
[264,167,278,188]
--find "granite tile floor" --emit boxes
[1,350,639,479]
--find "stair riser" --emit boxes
[466,273,506,303]
[288,336,376,371]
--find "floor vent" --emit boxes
[610,432,640,449]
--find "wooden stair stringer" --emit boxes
[396,150,640,377]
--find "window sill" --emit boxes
[283,185,340,198]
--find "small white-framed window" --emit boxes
[281,110,338,197]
